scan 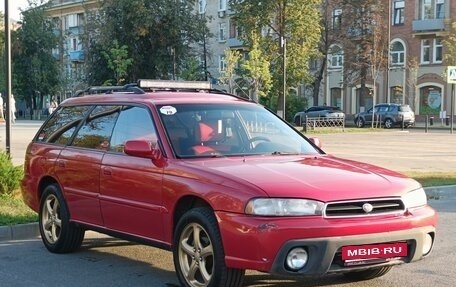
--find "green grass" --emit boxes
[0,192,38,226]
[1,171,455,226]
[403,171,456,187]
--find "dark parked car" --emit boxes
[21,80,436,287]
[293,106,345,125]
[354,103,415,129]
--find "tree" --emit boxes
[101,40,133,85]
[13,0,60,118]
[218,49,242,94]
[84,0,209,85]
[179,56,207,81]
[242,32,272,103]
[406,57,419,111]
[339,0,389,115]
[443,22,456,65]
[230,0,322,118]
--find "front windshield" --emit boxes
[158,103,320,158]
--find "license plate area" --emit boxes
[342,242,407,263]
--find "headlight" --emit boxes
[245,198,324,216]
[402,188,427,209]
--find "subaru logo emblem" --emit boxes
[362,203,374,213]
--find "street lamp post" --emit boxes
[281,36,286,120]
[4,0,12,155]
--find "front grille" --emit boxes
[324,198,405,218]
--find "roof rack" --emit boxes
[137,79,212,91]
[73,84,144,97]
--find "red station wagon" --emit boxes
[21,80,437,287]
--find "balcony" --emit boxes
[68,26,84,35]
[69,50,85,62]
[226,38,244,48]
[412,18,449,37]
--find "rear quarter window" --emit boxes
[36,105,92,144]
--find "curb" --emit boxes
[0,222,40,241]
[0,186,455,242]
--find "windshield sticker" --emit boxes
[160,106,177,115]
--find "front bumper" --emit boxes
[269,226,434,276]
[216,205,436,276]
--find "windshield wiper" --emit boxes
[271,151,298,155]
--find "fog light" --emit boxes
[286,247,308,270]
[422,233,433,255]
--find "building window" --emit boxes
[421,0,445,19]
[390,41,405,65]
[421,39,430,64]
[330,88,342,108]
[422,0,432,19]
[328,45,343,69]
[420,86,441,114]
[198,0,206,14]
[219,0,227,11]
[219,55,226,71]
[219,23,226,42]
[393,1,404,25]
[332,9,342,30]
[434,38,443,63]
[391,86,404,104]
[436,0,445,19]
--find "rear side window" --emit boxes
[400,105,412,112]
[110,106,157,153]
[71,105,120,150]
[36,105,92,144]
[387,105,398,112]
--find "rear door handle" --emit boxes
[102,167,112,176]
[57,160,65,168]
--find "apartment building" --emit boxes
[325,0,455,116]
[44,0,100,100]
[41,0,455,117]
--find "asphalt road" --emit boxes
[1,121,455,287]
[0,196,454,287]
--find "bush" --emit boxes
[0,151,24,197]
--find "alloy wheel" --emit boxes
[178,222,214,287]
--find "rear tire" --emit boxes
[173,207,245,287]
[343,266,392,281]
[39,184,85,253]
[384,118,394,129]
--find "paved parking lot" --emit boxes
[313,129,456,173]
[1,121,455,172]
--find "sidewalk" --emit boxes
[1,185,454,242]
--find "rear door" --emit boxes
[57,105,120,226]
[100,105,165,240]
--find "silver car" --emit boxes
[354,103,415,129]
[293,106,345,125]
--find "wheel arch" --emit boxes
[172,195,212,238]
[38,176,60,201]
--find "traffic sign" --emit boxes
[447,66,456,84]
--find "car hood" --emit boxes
[186,155,419,202]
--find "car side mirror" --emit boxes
[309,137,322,148]
[124,140,166,167]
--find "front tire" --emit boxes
[39,184,85,253]
[355,117,365,128]
[173,207,245,287]
[343,266,392,281]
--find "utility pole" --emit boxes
[4,0,12,155]
[281,36,286,120]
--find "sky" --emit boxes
[0,0,30,21]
